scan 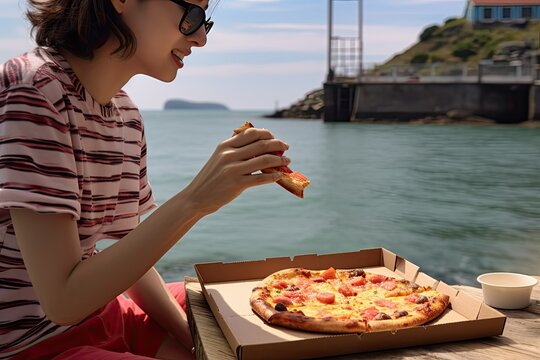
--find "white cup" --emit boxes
[477,272,537,310]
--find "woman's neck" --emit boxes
[60,42,134,106]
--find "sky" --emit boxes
[0,0,466,110]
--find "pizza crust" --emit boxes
[273,172,310,199]
[250,287,279,321]
[268,312,368,333]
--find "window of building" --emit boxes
[502,7,512,19]
[483,7,493,19]
[521,6,533,18]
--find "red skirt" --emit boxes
[13,282,187,359]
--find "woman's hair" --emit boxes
[26,0,136,59]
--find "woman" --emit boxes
[0,0,290,358]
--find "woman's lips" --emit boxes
[171,51,184,68]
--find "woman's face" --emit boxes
[118,0,209,82]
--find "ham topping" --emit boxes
[338,284,356,297]
[273,296,293,306]
[316,292,336,304]
[375,299,397,309]
[369,274,386,284]
[361,306,379,320]
[380,280,397,291]
[321,267,337,280]
[272,280,288,289]
[349,277,366,286]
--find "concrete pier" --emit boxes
[324,81,536,123]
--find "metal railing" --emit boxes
[331,61,536,84]
[329,36,362,80]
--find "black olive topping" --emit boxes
[348,269,366,278]
[285,285,300,292]
[393,310,409,318]
[375,312,392,320]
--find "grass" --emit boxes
[374,18,540,71]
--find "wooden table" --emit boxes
[185,276,540,360]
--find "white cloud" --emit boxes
[184,60,324,77]
[203,23,419,60]
[204,29,325,53]
[243,23,327,31]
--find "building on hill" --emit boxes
[465,0,540,23]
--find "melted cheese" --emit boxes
[266,269,444,321]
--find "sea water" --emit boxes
[128,110,540,286]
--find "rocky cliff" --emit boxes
[264,89,324,119]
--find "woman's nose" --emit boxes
[188,26,207,47]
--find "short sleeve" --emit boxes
[0,85,81,223]
[137,124,157,216]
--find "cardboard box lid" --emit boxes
[195,248,506,360]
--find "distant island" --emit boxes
[164,99,229,111]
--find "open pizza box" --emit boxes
[194,248,506,360]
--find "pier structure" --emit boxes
[325,0,363,122]
[323,1,540,123]
[327,0,363,82]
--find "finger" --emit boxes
[235,154,291,175]
[242,171,284,187]
[225,128,275,148]
[230,139,289,162]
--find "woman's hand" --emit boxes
[184,127,290,215]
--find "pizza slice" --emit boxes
[233,121,310,198]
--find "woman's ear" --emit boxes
[110,0,128,14]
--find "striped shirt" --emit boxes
[0,47,157,358]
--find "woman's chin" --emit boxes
[161,73,178,83]
[150,70,178,83]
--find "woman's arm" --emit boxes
[11,127,290,325]
[10,189,200,326]
[126,267,193,351]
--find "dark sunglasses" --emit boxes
[169,0,214,36]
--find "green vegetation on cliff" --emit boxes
[377,18,540,70]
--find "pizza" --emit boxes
[233,122,310,198]
[250,267,450,333]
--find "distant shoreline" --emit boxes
[164,99,229,111]
[263,113,540,126]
